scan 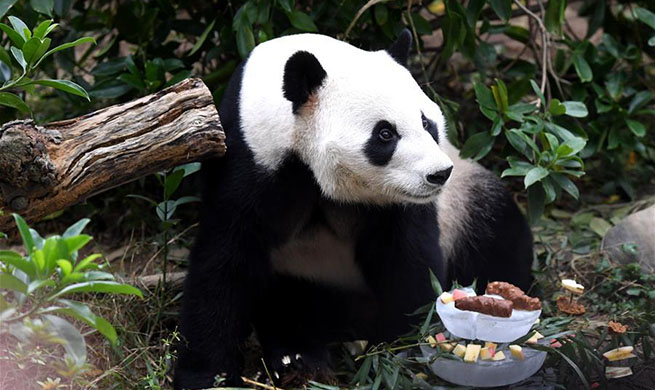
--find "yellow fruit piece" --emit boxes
[509,345,524,361]
[603,346,635,361]
[526,331,544,344]
[492,351,506,361]
[479,347,494,360]
[484,341,498,350]
[464,344,481,363]
[561,279,584,294]
[427,0,445,15]
[440,342,455,352]
[440,292,454,304]
[425,335,437,348]
[452,344,466,358]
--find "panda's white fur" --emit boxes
[240,34,453,205]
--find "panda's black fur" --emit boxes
[174,32,533,389]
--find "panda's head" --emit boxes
[282,31,453,205]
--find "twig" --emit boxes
[514,0,549,108]
[241,376,282,390]
[344,0,387,39]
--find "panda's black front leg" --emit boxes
[174,230,270,389]
[357,204,446,341]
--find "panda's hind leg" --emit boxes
[254,275,376,386]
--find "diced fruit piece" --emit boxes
[603,346,635,361]
[484,341,497,350]
[534,318,540,325]
[435,332,446,343]
[425,335,437,348]
[509,345,524,361]
[452,344,466,358]
[561,279,584,294]
[452,289,468,301]
[550,339,562,348]
[526,331,544,344]
[464,344,481,363]
[440,292,454,304]
[480,347,494,360]
[492,351,506,361]
[440,342,455,352]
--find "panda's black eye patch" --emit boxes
[421,112,439,144]
[365,120,399,166]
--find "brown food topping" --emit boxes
[486,281,542,311]
[556,296,586,315]
[455,296,514,318]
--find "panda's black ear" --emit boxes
[283,51,327,114]
[386,29,412,67]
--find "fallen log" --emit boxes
[0,78,225,230]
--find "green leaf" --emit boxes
[545,0,565,35]
[524,167,549,188]
[42,300,118,344]
[73,254,102,273]
[374,4,388,26]
[12,214,35,255]
[188,19,215,56]
[0,0,18,19]
[473,81,496,109]
[164,169,185,198]
[429,269,443,296]
[8,16,30,41]
[589,217,612,237]
[460,131,494,160]
[0,23,24,48]
[235,25,255,59]
[174,196,200,207]
[527,183,545,224]
[551,172,579,200]
[549,98,566,116]
[10,46,26,71]
[0,250,36,278]
[32,19,53,39]
[62,218,90,238]
[572,54,592,82]
[35,37,95,66]
[635,7,655,30]
[29,79,90,100]
[562,101,588,117]
[21,37,43,65]
[530,79,546,107]
[628,91,652,114]
[287,10,318,32]
[0,92,30,113]
[27,279,54,294]
[30,0,54,16]
[489,0,511,20]
[52,281,143,299]
[44,314,87,366]
[0,273,27,293]
[626,119,646,137]
[64,235,92,254]
[491,78,509,113]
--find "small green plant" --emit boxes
[0,214,142,377]
[0,16,94,113]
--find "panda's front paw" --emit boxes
[267,346,337,387]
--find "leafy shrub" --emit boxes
[0,214,142,379]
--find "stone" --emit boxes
[601,205,655,272]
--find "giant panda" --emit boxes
[174,31,533,389]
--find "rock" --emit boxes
[601,205,655,272]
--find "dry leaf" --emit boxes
[608,321,628,334]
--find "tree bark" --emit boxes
[0,78,225,230]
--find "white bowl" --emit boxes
[421,345,547,387]
[436,288,541,342]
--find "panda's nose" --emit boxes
[425,166,452,186]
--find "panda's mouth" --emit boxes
[397,187,442,201]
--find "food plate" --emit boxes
[436,288,541,342]
[420,345,547,387]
